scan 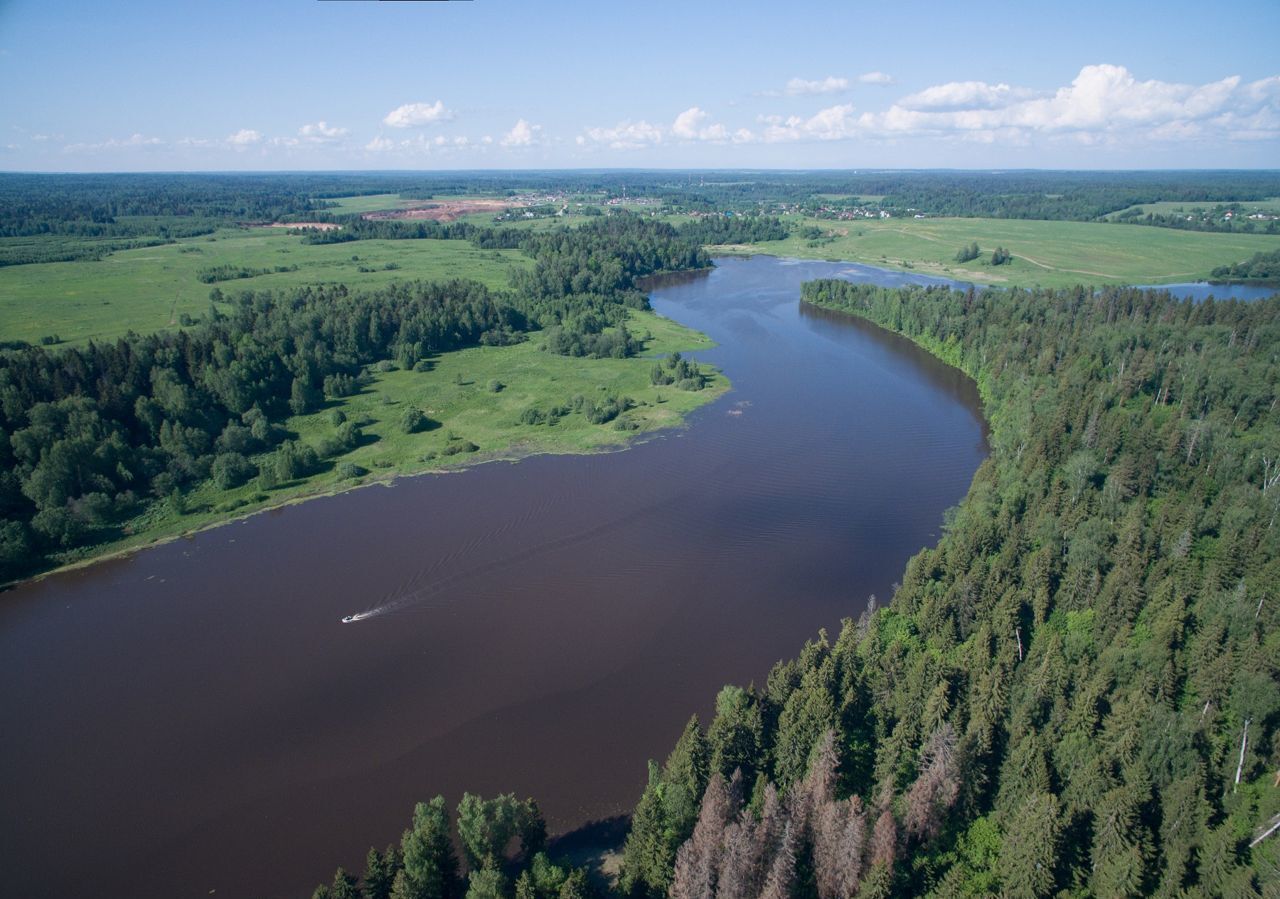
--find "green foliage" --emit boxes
[210,452,255,490]
[455,792,545,871]
[400,408,429,435]
[954,242,981,263]
[1212,247,1280,284]
[395,797,459,899]
[464,868,507,899]
[364,845,404,899]
[619,716,709,897]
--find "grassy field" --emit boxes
[1104,197,1280,219]
[319,193,413,214]
[0,228,530,345]
[54,309,727,575]
[727,215,1280,288]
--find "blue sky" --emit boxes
[2,0,1278,171]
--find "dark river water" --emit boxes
[0,256,987,899]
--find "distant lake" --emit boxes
[1140,281,1279,302]
[0,256,987,899]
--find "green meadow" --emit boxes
[1104,197,1280,219]
[729,215,1280,288]
[0,228,530,345]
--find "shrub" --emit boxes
[400,408,428,434]
[211,452,256,490]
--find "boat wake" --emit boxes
[340,611,379,624]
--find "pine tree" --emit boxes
[396,797,459,899]
[997,793,1059,899]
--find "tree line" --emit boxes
[309,792,599,899]
[1211,248,1280,285]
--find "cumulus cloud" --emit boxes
[582,119,663,149]
[501,119,542,147]
[227,129,262,146]
[298,121,349,142]
[899,81,1037,111]
[365,136,395,152]
[383,101,452,128]
[672,107,733,141]
[857,71,895,86]
[865,65,1280,143]
[759,104,859,142]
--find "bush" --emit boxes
[272,440,318,482]
[336,462,365,479]
[487,379,504,393]
[323,373,358,398]
[211,452,256,490]
[400,407,429,434]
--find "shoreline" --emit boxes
[6,406,727,591]
[4,308,730,592]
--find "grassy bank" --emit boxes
[30,308,727,582]
[722,215,1280,288]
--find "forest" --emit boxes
[0,214,712,583]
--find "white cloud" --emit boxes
[383,101,452,128]
[64,133,165,152]
[857,71,895,86]
[899,81,1037,112]
[481,135,494,145]
[671,107,732,141]
[299,121,349,142]
[501,119,542,147]
[227,129,262,146]
[582,119,663,149]
[785,76,849,96]
[365,136,395,152]
[862,65,1280,144]
[760,104,859,142]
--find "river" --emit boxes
[0,256,987,898]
